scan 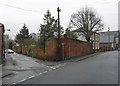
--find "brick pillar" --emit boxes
[0,23,4,64]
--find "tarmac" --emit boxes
[0,52,100,85]
[0,56,15,86]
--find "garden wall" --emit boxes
[14,36,93,61]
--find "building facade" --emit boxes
[90,32,100,52]
[99,31,118,51]
[75,32,100,52]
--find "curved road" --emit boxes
[20,51,118,84]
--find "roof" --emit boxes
[100,31,118,37]
[99,30,119,43]
[100,35,115,43]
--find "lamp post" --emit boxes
[4,28,10,64]
[108,27,110,51]
[93,31,96,53]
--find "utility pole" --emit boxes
[108,27,110,51]
[57,7,61,60]
[94,32,95,53]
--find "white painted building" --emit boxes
[75,32,100,50]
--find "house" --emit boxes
[99,31,118,51]
[90,32,100,52]
[0,23,5,64]
[30,33,40,41]
[74,31,100,52]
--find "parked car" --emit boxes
[118,48,120,51]
[5,49,14,54]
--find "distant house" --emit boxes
[99,31,118,51]
[90,33,100,52]
[74,31,100,52]
[30,33,40,41]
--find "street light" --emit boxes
[108,27,110,51]
[4,28,10,63]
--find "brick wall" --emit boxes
[14,37,93,61]
[45,37,93,60]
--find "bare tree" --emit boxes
[69,7,104,42]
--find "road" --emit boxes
[2,51,118,85]
[2,52,66,85]
[20,51,118,84]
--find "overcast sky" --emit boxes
[0,0,119,39]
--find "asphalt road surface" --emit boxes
[2,53,57,85]
[18,51,118,84]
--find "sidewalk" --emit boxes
[35,52,100,67]
[0,54,14,80]
[0,64,13,86]
[0,65,13,79]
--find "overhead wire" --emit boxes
[0,3,44,13]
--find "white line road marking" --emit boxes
[64,63,67,65]
[13,71,18,74]
[52,67,56,69]
[32,61,37,63]
[56,66,60,68]
[38,73,42,75]
[50,67,55,69]
[48,69,52,71]
[28,76,35,79]
[19,79,26,83]
[46,66,50,68]
[12,83,16,85]
[43,71,47,73]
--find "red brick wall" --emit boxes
[45,39,58,60]
[14,38,93,61]
[45,37,93,60]
[60,38,93,59]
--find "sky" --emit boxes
[0,0,119,39]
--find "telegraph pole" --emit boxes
[57,7,61,60]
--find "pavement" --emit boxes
[0,56,15,86]
[0,66,13,79]
[0,54,16,79]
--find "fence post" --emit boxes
[68,44,70,59]
[61,43,64,60]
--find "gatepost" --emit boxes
[0,23,4,64]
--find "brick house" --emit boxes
[0,23,5,64]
